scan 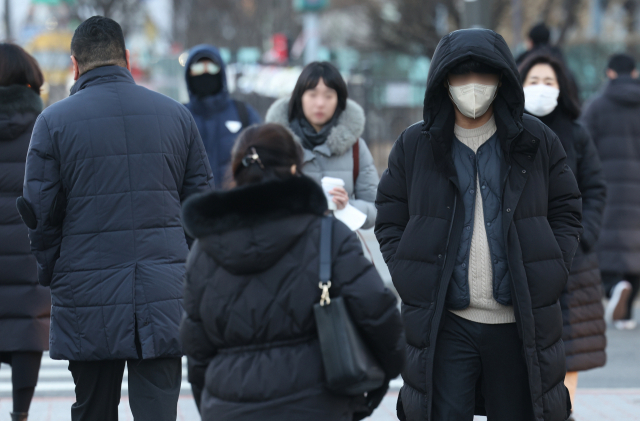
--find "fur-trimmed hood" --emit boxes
[265,97,365,156]
[182,175,328,274]
[0,85,43,141]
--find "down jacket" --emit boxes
[539,110,607,373]
[22,66,214,361]
[0,85,50,352]
[581,75,640,274]
[180,175,405,421]
[184,45,261,188]
[375,29,582,421]
[266,98,379,229]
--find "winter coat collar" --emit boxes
[70,65,135,96]
[604,75,640,106]
[265,97,365,157]
[184,45,231,114]
[0,85,43,142]
[0,85,43,115]
[182,175,328,239]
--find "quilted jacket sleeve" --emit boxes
[22,114,62,286]
[181,240,218,394]
[181,116,214,202]
[573,123,606,251]
[332,221,406,379]
[351,139,379,230]
[547,132,583,271]
[374,131,409,273]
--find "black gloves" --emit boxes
[353,382,390,421]
[16,196,37,229]
[16,189,67,230]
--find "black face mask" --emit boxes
[190,74,223,97]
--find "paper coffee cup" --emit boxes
[321,177,345,211]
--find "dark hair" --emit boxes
[230,124,303,187]
[448,59,500,76]
[71,16,127,74]
[519,53,581,120]
[607,53,636,75]
[0,43,44,95]
[529,23,551,46]
[288,62,348,122]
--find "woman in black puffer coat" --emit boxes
[0,44,50,421]
[180,123,406,421]
[520,53,607,413]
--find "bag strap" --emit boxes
[352,140,360,185]
[319,216,333,306]
[232,99,251,129]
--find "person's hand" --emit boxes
[353,382,390,420]
[330,186,349,210]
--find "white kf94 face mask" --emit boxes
[523,84,560,117]
[448,82,499,119]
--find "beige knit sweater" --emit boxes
[449,116,516,324]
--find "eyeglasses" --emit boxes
[190,61,221,76]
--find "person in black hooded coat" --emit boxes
[180,123,406,421]
[0,43,50,421]
[519,53,607,413]
[581,53,640,330]
[375,29,582,421]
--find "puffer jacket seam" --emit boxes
[114,81,145,356]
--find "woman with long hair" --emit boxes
[180,123,405,421]
[265,62,378,229]
[0,43,50,421]
[520,53,607,419]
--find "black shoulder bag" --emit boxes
[314,216,385,396]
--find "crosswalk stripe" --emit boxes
[1,353,403,397]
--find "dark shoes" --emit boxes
[11,413,28,421]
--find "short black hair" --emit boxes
[529,23,551,46]
[71,16,127,74]
[288,62,348,122]
[448,59,500,76]
[607,53,636,75]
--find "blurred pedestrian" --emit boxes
[582,53,640,331]
[184,45,260,188]
[0,43,50,421]
[376,29,582,421]
[515,23,565,66]
[265,62,378,229]
[18,16,214,421]
[180,123,405,421]
[520,53,607,419]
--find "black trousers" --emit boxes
[432,312,535,421]
[68,358,182,421]
[0,351,43,413]
[602,272,640,320]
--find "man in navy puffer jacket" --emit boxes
[20,16,214,421]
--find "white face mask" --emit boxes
[523,84,560,117]
[448,82,498,119]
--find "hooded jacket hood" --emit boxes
[0,85,43,141]
[423,29,524,143]
[185,44,229,110]
[604,75,640,106]
[181,176,328,275]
